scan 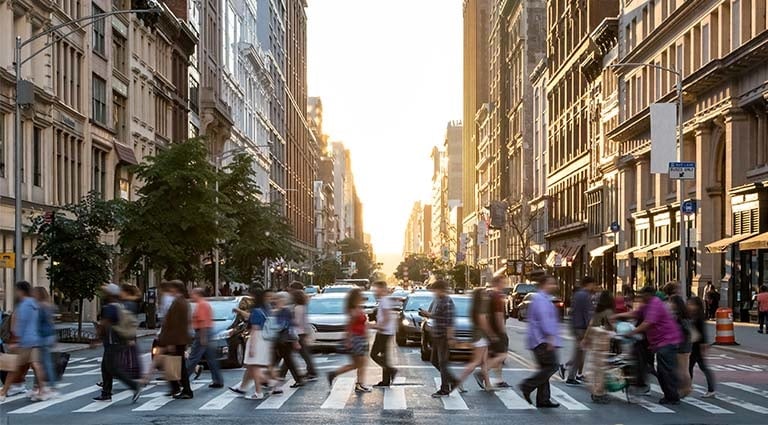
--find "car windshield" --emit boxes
[209,301,237,321]
[361,292,377,305]
[515,284,536,294]
[324,286,353,293]
[452,297,471,317]
[304,287,318,295]
[308,298,346,315]
[404,296,434,311]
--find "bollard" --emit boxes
[713,307,739,345]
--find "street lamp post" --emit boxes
[608,62,686,299]
[13,6,160,283]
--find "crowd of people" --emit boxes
[0,273,725,409]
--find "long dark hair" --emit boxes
[687,296,705,321]
[470,288,486,326]
[595,290,614,314]
[346,288,363,314]
[669,295,689,320]
[292,288,308,306]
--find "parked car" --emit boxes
[396,292,434,346]
[151,296,253,368]
[306,293,349,350]
[516,293,565,322]
[322,285,356,294]
[508,282,537,318]
[420,295,473,361]
[304,285,320,297]
[361,291,379,321]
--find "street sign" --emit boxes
[610,221,621,233]
[682,200,697,215]
[0,252,15,268]
[669,161,696,180]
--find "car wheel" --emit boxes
[396,332,407,347]
[420,334,431,361]
[234,341,245,368]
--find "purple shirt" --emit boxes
[638,296,683,351]
[526,291,562,350]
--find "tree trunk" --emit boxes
[77,298,84,339]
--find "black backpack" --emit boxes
[0,312,12,342]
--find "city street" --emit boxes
[2,320,768,425]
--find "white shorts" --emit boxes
[474,338,489,348]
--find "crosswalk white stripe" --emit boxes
[607,391,674,413]
[722,382,768,399]
[0,383,72,406]
[549,385,590,411]
[74,385,156,412]
[63,367,102,377]
[691,384,768,414]
[494,389,536,410]
[649,384,732,414]
[199,387,241,410]
[132,383,205,411]
[321,377,355,409]
[65,364,105,370]
[9,385,100,414]
[255,379,300,410]
[383,377,407,410]
[68,358,86,363]
[434,377,468,410]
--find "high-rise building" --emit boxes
[404,201,424,256]
[444,121,464,204]
[462,0,492,268]
[309,96,336,257]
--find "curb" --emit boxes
[710,344,768,360]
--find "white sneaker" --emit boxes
[7,384,27,396]
[701,391,716,398]
[245,392,264,400]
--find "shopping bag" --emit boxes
[162,354,182,381]
[0,352,19,372]
[53,351,71,380]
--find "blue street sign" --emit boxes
[610,221,620,233]
[682,200,697,215]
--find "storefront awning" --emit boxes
[740,232,768,251]
[654,240,681,257]
[705,233,756,253]
[634,242,666,259]
[589,244,615,258]
[114,142,138,165]
[615,246,640,260]
[545,244,583,267]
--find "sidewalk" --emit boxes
[707,320,768,359]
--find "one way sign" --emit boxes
[669,162,696,180]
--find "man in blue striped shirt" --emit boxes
[518,275,562,408]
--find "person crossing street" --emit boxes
[187,288,224,388]
[157,280,194,399]
[370,281,397,387]
[420,280,458,398]
[565,276,595,385]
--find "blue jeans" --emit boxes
[39,340,56,385]
[187,329,223,385]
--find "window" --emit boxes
[702,23,710,63]
[113,92,127,142]
[33,127,42,187]
[92,75,107,124]
[92,3,105,55]
[731,0,741,49]
[0,113,4,177]
[119,178,130,200]
[92,147,107,197]
[112,31,127,74]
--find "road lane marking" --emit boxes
[9,385,100,414]
[434,377,468,410]
[74,385,156,412]
[256,379,300,410]
[321,377,355,409]
[550,385,590,410]
[649,384,732,414]
[383,377,407,410]
[199,387,241,410]
[722,382,768,399]
[0,383,72,406]
[132,383,205,411]
[691,384,768,414]
[494,389,536,410]
[607,391,674,413]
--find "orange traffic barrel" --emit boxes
[714,308,739,345]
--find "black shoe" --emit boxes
[431,390,449,398]
[228,386,245,395]
[537,400,560,408]
[473,371,486,390]
[565,379,582,386]
[165,392,178,397]
[518,384,533,405]
[327,372,336,387]
[96,382,104,388]
[659,398,680,405]
[172,392,193,400]
[305,374,319,382]
[208,383,224,389]
[132,387,142,404]
[759,330,764,334]
[557,364,566,380]
[92,394,111,402]
[193,365,203,380]
[389,368,398,384]
[289,381,305,389]
[495,381,511,389]
[373,381,390,387]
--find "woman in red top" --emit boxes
[327,288,371,393]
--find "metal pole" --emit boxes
[677,75,687,300]
[214,157,220,297]
[14,37,23,283]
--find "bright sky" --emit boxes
[307,0,462,273]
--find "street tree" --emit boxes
[507,195,546,267]
[393,254,435,283]
[337,238,375,279]
[312,257,343,287]
[449,264,481,289]
[29,192,124,337]
[119,138,222,282]
[218,154,300,284]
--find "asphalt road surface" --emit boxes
[2,320,768,425]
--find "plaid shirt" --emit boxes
[431,296,455,338]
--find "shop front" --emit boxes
[546,244,584,305]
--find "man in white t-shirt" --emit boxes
[371,281,398,387]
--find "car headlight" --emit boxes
[402,318,410,326]
[213,329,232,340]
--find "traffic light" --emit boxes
[132,0,160,29]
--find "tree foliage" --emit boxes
[29,192,123,334]
[393,254,435,283]
[449,264,481,289]
[119,138,222,282]
[312,257,343,287]
[337,238,375,279]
